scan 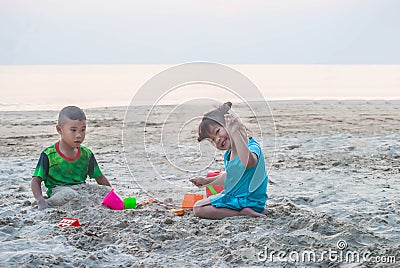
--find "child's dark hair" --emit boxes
[58,106,86,126]
[198,102,232,142]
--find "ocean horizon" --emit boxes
[1,64,399,111]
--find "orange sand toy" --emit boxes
[139,198,154,206]
[169,209,184,216]
[181,193,204,209]
[135,198,155,208]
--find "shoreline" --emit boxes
[1,98,400,113]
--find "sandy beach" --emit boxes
[0,100,399,267]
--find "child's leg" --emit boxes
[195,206,266,220]
[47,186,79,207]
[193,198,266,219]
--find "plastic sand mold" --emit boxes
[123,197,136,209]
[169,209,184,216]
[181,193,204,209]
[102,189,124,210]
[58,218,81,227]
[205,170,224,197]
[206,170,222,178]
[139,198,154,206]
[206,185,224,197]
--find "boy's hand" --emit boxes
[95,175,112,187]
[189,176,207,187]
[37,197,50,210]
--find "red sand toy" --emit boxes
[206,170,222,178]
[205,171,224,197]
[58,218,81,227]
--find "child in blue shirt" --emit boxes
[190,102,268,219]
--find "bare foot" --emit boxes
[240,207,267,218]
[262,209,268,215]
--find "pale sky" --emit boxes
[1,0,399,65]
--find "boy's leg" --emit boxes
[47,186,79,207]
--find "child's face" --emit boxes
[207,124,231,150]
[56,119,86,149]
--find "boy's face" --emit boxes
[56,119,86,149]
[207,124,231,150]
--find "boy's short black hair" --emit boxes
[58,106,86,126]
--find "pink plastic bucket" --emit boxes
[102,189,124,210]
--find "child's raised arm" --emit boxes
[225,115,257,168]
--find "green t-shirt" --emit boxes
[32,142,103,197]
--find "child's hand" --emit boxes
[37,197,50,210]
[224,114,245,136]
[189,176,207,187]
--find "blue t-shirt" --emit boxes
[209,137,268,213]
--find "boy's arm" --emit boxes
[95,174,112,187]
[31,176,49,210]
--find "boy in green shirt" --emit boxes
[31,106,112,210]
